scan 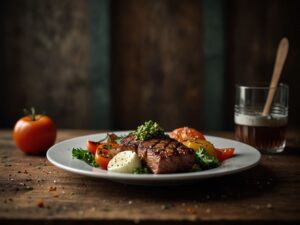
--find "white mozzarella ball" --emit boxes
[107,151,141,173]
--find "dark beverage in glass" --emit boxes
[234,83,288,154]
[234,114,287,153]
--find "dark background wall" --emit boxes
[1,0,300,131]
[1,0,90,128]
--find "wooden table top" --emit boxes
[1,129,300,225]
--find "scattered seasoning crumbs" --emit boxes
[37,200,44,208]
[186,207,197,214]
[251,204,260,210]
[25,186,33,190]
[205,208,211,213]
[49,186,57,191]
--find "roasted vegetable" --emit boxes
[169,127,206,142]
[183,139,217,158]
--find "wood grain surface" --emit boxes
[111,0,204,131]
[1,129,300,225]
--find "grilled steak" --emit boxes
[120,135,195,174]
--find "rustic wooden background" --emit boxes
[1,0,300,131]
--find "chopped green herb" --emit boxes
[161,203,175,210]
[72,148,99,167]
[103,144,112,149]
[134,120,166,141]
[133,167,151,174]
[195,148,219,169]
[191,164,201,172]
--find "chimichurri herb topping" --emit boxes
[134,120,166,141]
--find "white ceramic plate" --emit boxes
[47,131,261,185]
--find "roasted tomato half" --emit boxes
[87,133,120,154]
[95,143,121,169]
[169,127,205,142]
[215,148,235,161]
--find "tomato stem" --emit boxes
[23,107,37,121]
[31,107,36,121]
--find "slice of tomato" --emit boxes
[86,133,120,154]
[95,143,121,169]
[169,127,206,142]
[215,148,234,161]
[95,147,110,169]
[86,140,101,154]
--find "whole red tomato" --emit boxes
[13,109,57,155]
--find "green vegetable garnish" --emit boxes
[134,120,166,141]
[72,148,99,167]
[195,148,219,169]
[133,167,151,174]
[113,135,126,144]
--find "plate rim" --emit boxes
[46,131,261,181]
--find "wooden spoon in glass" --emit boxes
[262,37,289,116]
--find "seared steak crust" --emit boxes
[120,135,195,174]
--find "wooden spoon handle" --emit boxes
[262,37,289,116]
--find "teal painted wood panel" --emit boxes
[202,0,226,130]
[89,0,226,130]
[89,0,111,129]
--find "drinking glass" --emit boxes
[234,83,289,153]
